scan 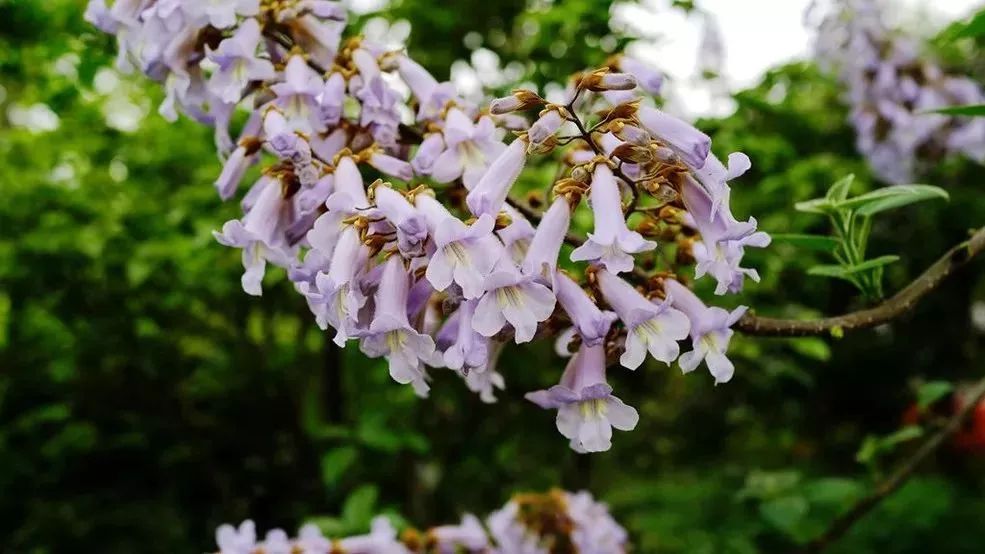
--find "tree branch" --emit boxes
[797,374,985,554]
[736,227,985,337]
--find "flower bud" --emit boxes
[489,90,544,115]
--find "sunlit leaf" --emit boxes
[925,104,985,117]
[838,185,949,216]
[917,381,954,410]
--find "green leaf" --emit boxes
[759,496,809,537]
[808,256,899,281]
[320,447,358,488]
[846,255,901,273]
[826,174,855,202]
[838,185,949,216]
[342,485,379,527]
[856,425,924,465]
[771,234,841,253]
[305,516,347,537]
[917,381,954,410]
[925,104,985,117]
[807,264,856,281]
[794,197,836,215]
[940,10,985,41]
[803,478,863,507]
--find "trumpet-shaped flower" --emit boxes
[416,194,500,299]
[473,265,557,344]
[525,343,639,453]
[596,269,690,370]
[664,279,746,384]
[570,165,655,274]
[360,256,437,397]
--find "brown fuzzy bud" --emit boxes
[490,90,545,114]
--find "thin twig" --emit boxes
[796,374,985,554]
[736,227,985,337]
[565,102,641,214]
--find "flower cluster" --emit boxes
[214,489,627,554]
[88,0,768,452]
[812,0,985,184]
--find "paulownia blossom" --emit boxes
[89,0,768,453]
[214,489,628,553]
[813,0,985,183]
[526,342,640,453]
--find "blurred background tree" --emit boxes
[2,0,985,553]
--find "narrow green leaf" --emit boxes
[826,174,855,202]
[848,255,901,273]
[924,104,985,117]
[771,234,841,252]
[837,185,949,216]
[917,381,954,410]
[807,264,854,280]
[794,198,835,215]
[808,256,899,280]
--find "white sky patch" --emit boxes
[617,0,983,117]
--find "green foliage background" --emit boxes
[2,1,985,553]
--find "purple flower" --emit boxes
[664,279,746,385]
[463,362,506,404]
[271,55,325,134]
[521,197,570,282]
[619,55,663,95]
[264,110,312,165]
[432,109,507,190]
[295,524,331,554]
[306,156,369,260]
[397,55,439,105]
[336,516,409,553]
[360,256,437,397]
[372,186,428,257]
[525,343,639,453]
[692,151,751,219]
[440,300,491,374]
[411,133,446,175]
[430,514,489,553]
[473,265,556,344]
[681,176,770,295]
[84,0,117,33]
[566,491,629,553]
[528,109,565,147]
[638,106,711,169]
[486,502,547,554]
[570,165,656,274]
[596,269,690,370]
[368,151,414,181]
[260,529,292,554]
[415,194,500,299]
[466,136,528,216]
[216,520,257,554]
[205,18,275,103]
[554,271,616,347]
[186,0,258,29]
[318,71,346,128]
[213,176,296,296]
[499,205,536,264]
[313,226,370,345]
[215,140,259,200]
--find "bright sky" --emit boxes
[618,0,984,116]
